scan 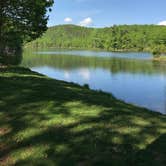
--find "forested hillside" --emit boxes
[26,24,166,54]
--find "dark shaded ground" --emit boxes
[0,67,165,166]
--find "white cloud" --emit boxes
[64,17,73,23]
[79,17,93,26]
[158,20,166,26]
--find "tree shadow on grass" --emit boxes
[135,134,166,166]
[0,68,166,165]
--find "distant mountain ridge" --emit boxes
[26,24,166,54]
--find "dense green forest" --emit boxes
[26,24,166,55]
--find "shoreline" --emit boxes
[153,56,166,61]
[1,66,165,117]
[24,46,166,61]
[24,46,151,53]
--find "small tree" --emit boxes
[152,45,165,58]
[0,0,53,58]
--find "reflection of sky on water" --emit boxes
[31,66,166,114]
[35,67,91,82]
[36,50,152,60]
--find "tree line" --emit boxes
[27,24,166,56]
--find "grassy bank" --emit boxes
[0,67,166,166]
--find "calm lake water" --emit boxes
[22,49,166,114]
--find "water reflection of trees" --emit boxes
[22,51,166,75]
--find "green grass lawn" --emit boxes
[0,67,166,166]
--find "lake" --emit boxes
[22,49,166,114]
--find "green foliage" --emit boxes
[0,67,166,165]
[27,24,166,55]
[152,45,166,58]
[0,0,53,58]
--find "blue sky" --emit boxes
[47,0,166,27]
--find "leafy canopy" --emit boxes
[0,0,53,56]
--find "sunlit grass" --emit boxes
[0,67,165,165]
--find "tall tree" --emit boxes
[0,0,53,57]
